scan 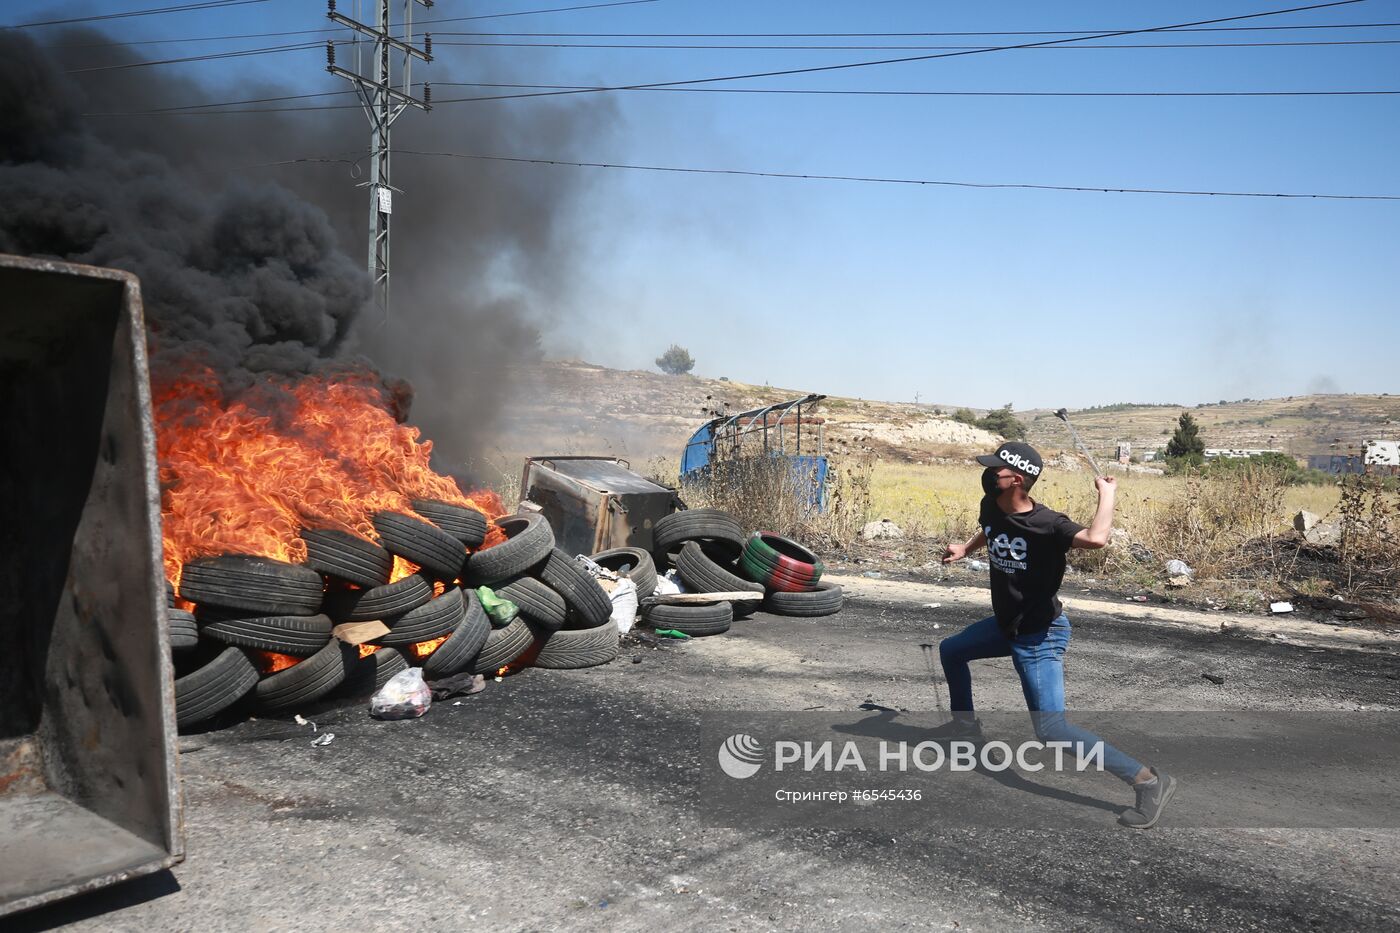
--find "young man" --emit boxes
[939,441,1177,829]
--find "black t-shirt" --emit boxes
[978,497,1085,637]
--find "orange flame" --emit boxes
[252,651,301,675]
[407,635,449,661]
[357,643,382,659]
[154,364,506,591]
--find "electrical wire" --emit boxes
[86,78,1400,115]
[50,19,1400,49]
[431,37,1400,50]
[424,1,1384,105]
[433,82,1400,98]
[63,40,326,74]
[6,0,272,29]
[381,148,1400,201]
[436,22,1400,37]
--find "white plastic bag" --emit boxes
[370,667,431,720]
[656,569,685,596]
[609,577,638,635]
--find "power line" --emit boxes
[416,0,660,27]
[51,19,1400,49]
[422,1,1381,105]
[63,40,326,74]
[6,0,271,29]
[381,148,1400,201]
[435,82,1400,98]
[435,22,1400,37]
[84,81,1400,116]
[432,38,1400,50]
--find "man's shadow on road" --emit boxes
[834,704,1123,818]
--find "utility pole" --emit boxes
[326,0,433,318]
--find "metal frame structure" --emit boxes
[326,0,433,317]
[691,393,827,462]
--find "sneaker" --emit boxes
[925,716,984,741]
[1119,768,1178,829]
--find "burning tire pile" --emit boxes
[642,508,845,636]
[170,504,620,730]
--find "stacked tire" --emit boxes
[739,531,844,618]
[641,508,845,632]
[170,503,620,731]
[643,508,757,635]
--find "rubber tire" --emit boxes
[761,581,845,617]
[338,647,409,698]
[534,623,620,669]
[676,541,765,596]
[537,549,613,629]
[323,574,433,622]
[740,532,824,591]
[470,617,537,673]
[199,613,333,656]
[375,586,465,647]
[741,558,821,595]
[464,513,555,586]
[301,528,393,588]
[372,511,467,580]
[422,589,491,677]
[590,547,658,599]
[653,508,745,555]
[494,576,567,632]
[253,639,355,713]
[179,555,325,616]
[175,647,259,728]
[411,499,488,549]
[169,608,199,652]
[643,601,733,636]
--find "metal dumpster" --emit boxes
[0,255,183,918]
[520,457,678,556]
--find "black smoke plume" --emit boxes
[0,27,615,471]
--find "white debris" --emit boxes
[1164,559,1193,578]
[860,519,904,541]
[294,713,317,732]
[310,733,334,747]
[1270,601,1295,614]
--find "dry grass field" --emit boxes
[868,461,1343,544]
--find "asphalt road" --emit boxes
[15,583,1400,932]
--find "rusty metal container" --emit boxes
[520,457,678,556]
[0,255,183,918]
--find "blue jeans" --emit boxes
[938,614,1145,784]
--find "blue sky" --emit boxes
[8,0,1399,409]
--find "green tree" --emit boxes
[1165,412,1205,466]
[950,407,978,425]
[655,344,695,375]
[976,404,1028,441]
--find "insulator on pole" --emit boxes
[326,41,336,67]
[328,0,336,12]
[423,83,432,104]
[423,34,432,58]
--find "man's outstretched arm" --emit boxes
[943,529,987,563]
[1073,476,1117,549]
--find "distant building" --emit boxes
[1116,442,1132,464]
[1307,440,1399,476]
[1203,448,1284,460]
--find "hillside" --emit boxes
[488,360,1399,470]
[1022,396,1400,462]
[491,360,999,466]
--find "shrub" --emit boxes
[655,344,695,375]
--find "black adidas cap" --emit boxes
[976,441,1044,481]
